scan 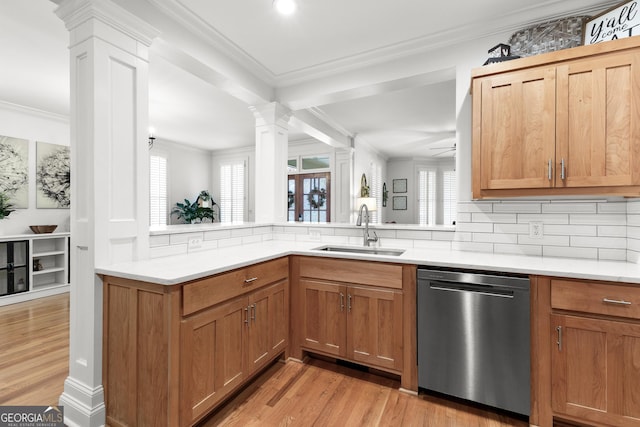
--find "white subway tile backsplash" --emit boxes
[149,234,170,247]
[456,222,493,233]
[570,213,625,225]
[396,230,432,240]
[232,228,254,237]
[571,236,626,249]
[241,235,262,245]
[598,248,627,261]
[204,230,232,241]
[471,212,517,223]
[456,212,472,222]
[457,202,494,213]
[543,246,597,259]
[493,202,541,213]
[627,214,640,226]
[493,223,529,234]
[626,226,640,239]
[432,231,455,241]
[627,250,640,263]
[150,243,187,258]
[170,232,203,245]
[597,202,627,213]
[494,244,542,257]
[597,225,626,237]
[217,237,243,248]
[452,232,472,242]
[544,224,596,236]
[542,202,597,214]
[626,200,640,213]
[518,234,569,246]
[472,233,518,244]
[517,213,569,224]
[413,240,452,250]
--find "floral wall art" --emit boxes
[0,135,29,208]
[36,141,70,209]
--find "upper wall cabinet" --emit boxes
[472,38,640,199]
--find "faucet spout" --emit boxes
[357,203,378,247]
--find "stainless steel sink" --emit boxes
[313,245,405,256]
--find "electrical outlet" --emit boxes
[529,222,543,239]
[188,237,203,251]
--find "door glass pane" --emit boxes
[288,178,296,221]
[0,243,6,269]
[287,159,297,172]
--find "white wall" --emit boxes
[353,138,387,223]
[152,138,213,224]
[0,101,70,235]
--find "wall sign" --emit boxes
[583,0,640,45]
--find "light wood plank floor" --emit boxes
[0,294,566,427]
[200,357,530,427]
[0,293,69,406]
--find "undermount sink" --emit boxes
[313,245,406,256]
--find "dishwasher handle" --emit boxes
[428,282,515,298]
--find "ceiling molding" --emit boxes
[143,0,619,89]
[0,100,69,123]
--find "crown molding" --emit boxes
[0,100,69,123]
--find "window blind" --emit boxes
[220,160,245,223]
[149,153,167,226]
[443,170,457,225]
[418,169,436,226]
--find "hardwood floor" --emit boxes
[0,294,567,427]
[0,293,69,406]
[200,357,529,427]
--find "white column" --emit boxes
[251,102,291,223]
[55,1,157,426]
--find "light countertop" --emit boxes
[95,240,640,286]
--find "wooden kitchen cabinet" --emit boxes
[472,38,640,198]
[546,278,640,427]
[102,257,289,427]
[294,257,406,376]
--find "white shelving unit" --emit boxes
[0,232,70,306]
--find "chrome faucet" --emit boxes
[356,203,378,246]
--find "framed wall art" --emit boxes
[36,141,70,209]
[0,135,29,208]
[392,196,407,210]
[392,178,407,193]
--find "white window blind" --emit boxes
[149,153,167,226]
[418,170,436,226]
[370,162,382,224]
[220,160,245,223]
[443,170,457,225]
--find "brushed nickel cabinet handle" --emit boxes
[603,298,631,306]
[548,159,553,181]
[251,304,256,322]
[340,293,345,312]
[244,307,249,325]
[560,158,566,180]
[244,277,258,284]
[556,326,562,352]
[348,294,352,313]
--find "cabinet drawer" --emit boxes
[183,257,288,316]
[299,257,402,289]
[551,279,640,320]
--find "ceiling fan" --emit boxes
[429,142,456,156]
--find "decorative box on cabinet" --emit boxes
[472,37,640,199]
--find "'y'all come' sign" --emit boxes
[584,0,640,45]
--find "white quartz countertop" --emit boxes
[95,240,640,286]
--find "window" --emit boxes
[370,162,382,224]
[220,160,246,223]
[149,152,167,226]
[418,169,436,226]
[443,170,457,225]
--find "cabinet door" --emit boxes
[474,66,556,194]
[556,52,640,188]
[551,314,640,426]
[247,280,288,374]
[347,285,403,372]
[180,297,248,426]
[299,279,346,357]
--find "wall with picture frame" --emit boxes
[0,101,70,235]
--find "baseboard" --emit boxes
[59,376,106,427]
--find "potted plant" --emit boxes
[0,192,15,220]
[171,191,216,224]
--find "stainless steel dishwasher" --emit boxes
[417,267,530,416]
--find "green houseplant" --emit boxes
[0,192,15,220]
[171,191,216,224]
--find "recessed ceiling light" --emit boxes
[273,0,296,15]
